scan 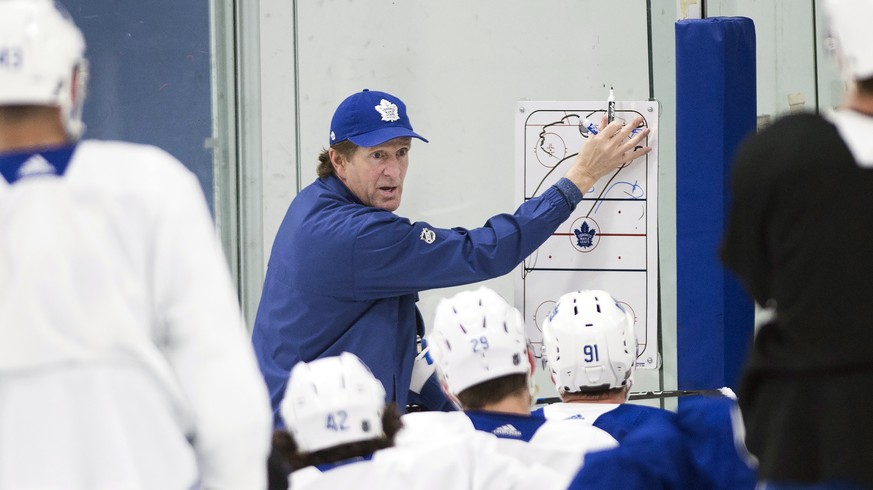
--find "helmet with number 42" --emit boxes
[280,352,387,453]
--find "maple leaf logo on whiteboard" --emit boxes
[574,221,597,248]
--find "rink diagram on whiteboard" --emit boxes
[513,100,660,371]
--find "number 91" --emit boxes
[583,344,600,362]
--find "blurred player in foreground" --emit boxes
[721,0,873,487]
[0,1,272,488]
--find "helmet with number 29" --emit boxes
[427,286,530,396]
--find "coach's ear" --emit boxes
[329,148,347,179]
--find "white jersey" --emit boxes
[826,108,873,166]
[396,410,617,484]
[537,401,620,422]
[0,141,272,490]
[290,434,567,490]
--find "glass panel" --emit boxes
[706,0,818,124]
[65,1,215,211]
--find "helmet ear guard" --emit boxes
[0,0,89,139]
[426,286,531,396]
[541,290,637,395]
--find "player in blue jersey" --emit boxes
[251,87,652,426]
[396,287,617,485]
[538,289,755,489]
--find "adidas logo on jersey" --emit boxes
[492,424,522,438]
[17,155,56,179]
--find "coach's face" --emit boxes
[332,137,411,212]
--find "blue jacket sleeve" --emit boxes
[349,181,580,300]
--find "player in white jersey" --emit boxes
[538,289,756,489]
[396,286,617,484]
[272,352,568,490]
[0,1,272,488]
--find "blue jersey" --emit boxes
[465,410,549,442]
[569,404,696,489]
[252,175,582,425]
[676,396,757,489]
[560,399,756,489]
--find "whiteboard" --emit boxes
[514,100,659,397]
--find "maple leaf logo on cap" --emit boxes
[375,99,400,122]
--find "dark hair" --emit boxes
[456,374,528,410]
[316,140,358,179]
[0,105,57,122]
[271,402,404,472]
[857,77,873,96]
[561,385,628,402]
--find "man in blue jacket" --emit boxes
[252,88,650,425]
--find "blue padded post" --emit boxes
[675,17,756,392]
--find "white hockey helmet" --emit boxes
[541,290,637,394]
[0,0,88,139]
[427,286,529,395]
[823,0,873,80]
[279,352,387,453]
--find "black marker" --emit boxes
[607,86,615,124]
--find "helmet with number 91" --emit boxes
[279,352,387,453]
[541,290,637,395]
[427,286,529,396]
[0,0,88,139]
